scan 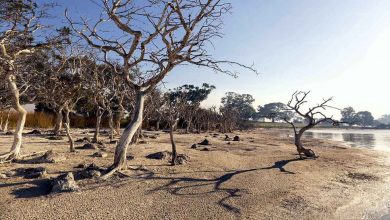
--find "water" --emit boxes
[304,129,390,152]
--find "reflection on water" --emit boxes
[304,129,390,151]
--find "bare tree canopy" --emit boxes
[66,0,258,178]
[283,91,340,159]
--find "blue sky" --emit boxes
[45,0,390,118]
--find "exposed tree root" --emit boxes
[0,150,48,164]
[100,166,121,180]
[0,151,18,163]
[297,147,317,159]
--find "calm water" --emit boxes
[304,129,390,152]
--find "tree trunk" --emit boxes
[0,73,26,162]
[294,128,316,158]
[0,111,3,131]
[108,109,114,140]
[131,127,141,144]
[185,118,191,133]
[63,106,75,152]
[53,108,63,135]
[93,108,103,143]
[3,109,10,132]
[103,90,146,176]
[156,118,160,131]
[170,120,179,165]
[114,106,124,136]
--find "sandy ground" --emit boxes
[0,128,389,220]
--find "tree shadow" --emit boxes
[1,179,52,199]
[260,158,303,174]
[142,168,259,216]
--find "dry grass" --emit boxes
[0,111,121,129]
[1,112,55,129]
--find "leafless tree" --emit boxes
[67,0,257,178]
[283,91,339,159]
[34,46,86,152]
[0,0,57,162]
[162,91,186,165]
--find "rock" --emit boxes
[41,150,66,163]
[80,169,101,178]
[27,129,42,135]
[146,151,171,160]
[79,163,103,178]
[109,140,118,144]
[227,142,231,145]
[233,136,240,141]
[191,144,197,149]
[200,147,210,151]
[75,163,88,169]
[24,167,47,179]
[79,143,98,150]
[5,170,17,177]
[92,151,108,158]
[5,131,13,135]
[174,154,189,165]
[198,139,210,145]
[0,173,7,179]
[127,155,135,160]
[46,136,63,140]
[139,140,148,144]
[224,135,231,141]
[51,172,79,193]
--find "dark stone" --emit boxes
[75,137,91,143]
[173,154,190,165]
[27,129,42,135]
[78,163,104,179]
[200,147,210,151]
[41,150,66,163]
[79,143,98,150]
[227,142,231,145]
[191,144,197,149]
[224,135,231,141]
[46,136,63,140]
[5,131,13,135]
[146,151,172,160]
[75,163,88,169]
[139,140,148,144]
[198,139,210,145]
[233,136,240,141]
[24,167,46,179]
[51,172,79,193]
[127,155,134,160]
[92,151,108,158]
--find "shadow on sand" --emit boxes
[0,179,52,198]
[2,157,309,216]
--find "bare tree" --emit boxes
[30,34,87,152]
[283,91,339,159]
[162,91,186,165]
[67,0,257,178]
[0,0,56,162]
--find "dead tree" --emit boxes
[162,91,186,165]
[67,0,257,178]
[0,0,55,162]
[34,43,85,152]
[283,91,339,159]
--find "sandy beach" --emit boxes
[0,128,389,220]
